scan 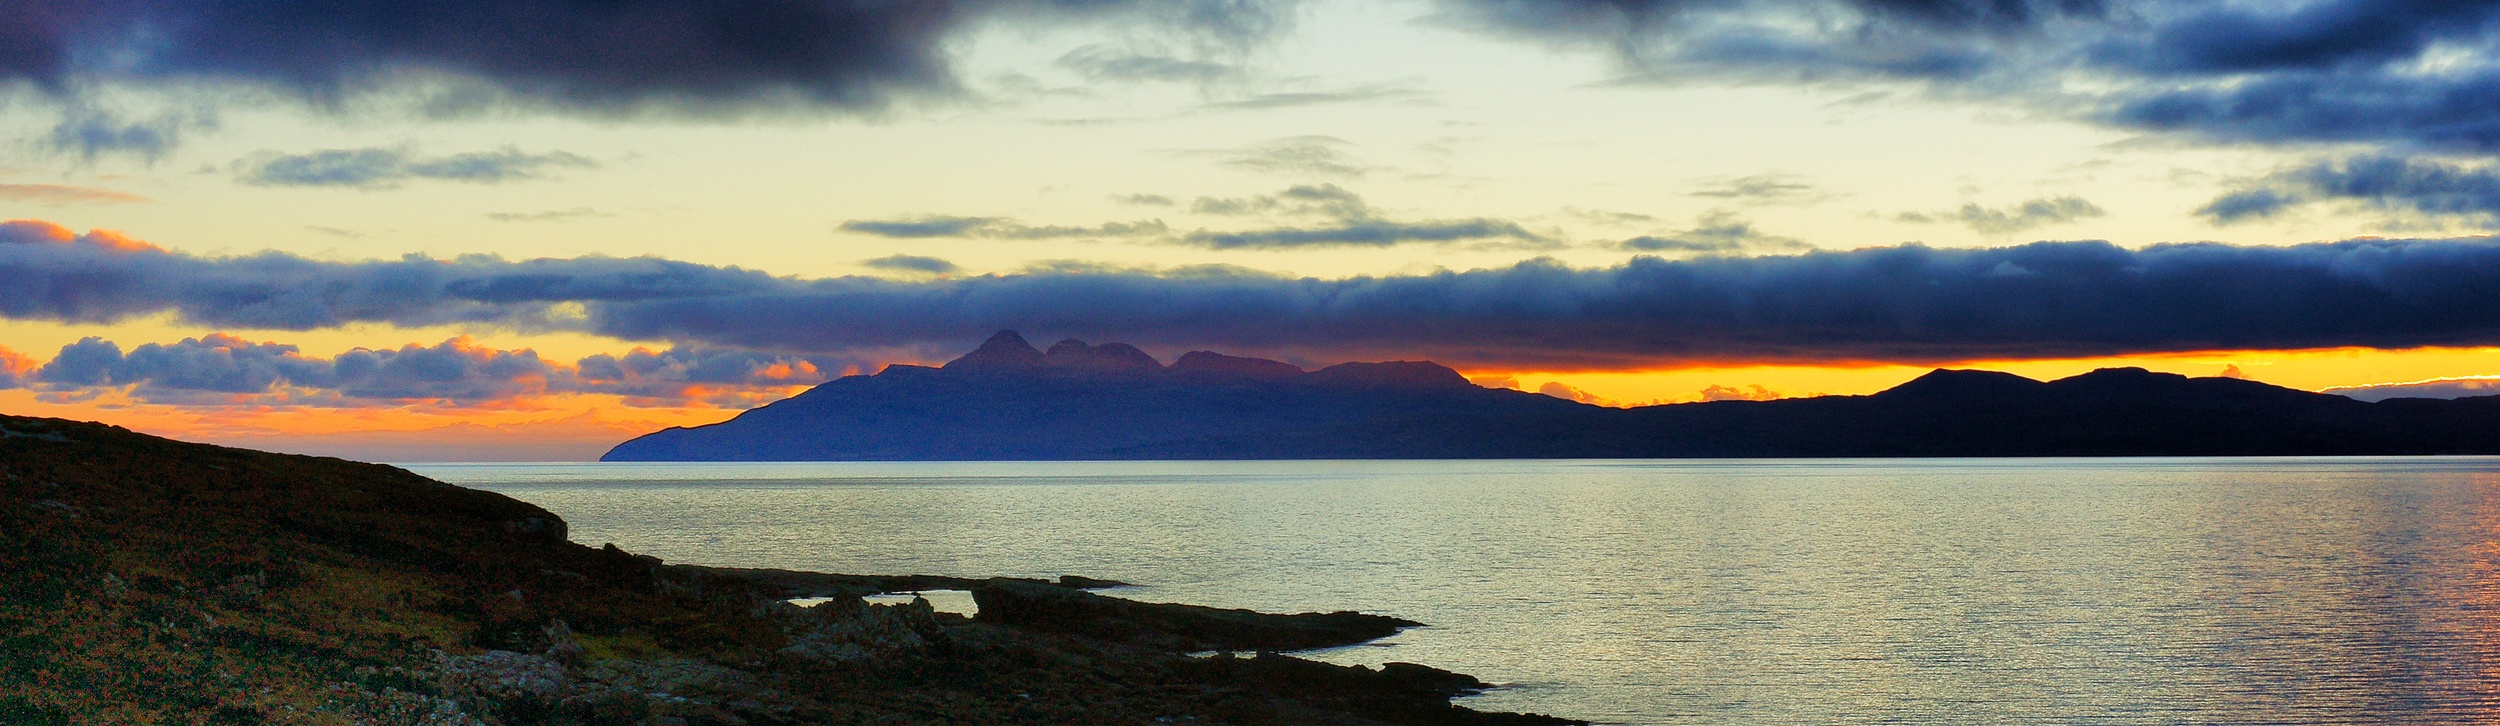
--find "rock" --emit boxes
[971,578,1421,652]
[1057,575,1133,590]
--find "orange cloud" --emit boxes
[0,184,149,206]
[0,218,164,252]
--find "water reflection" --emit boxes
[414,458,2500,724]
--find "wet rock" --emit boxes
[1057,574,1133,589]
[972,578,1421,652]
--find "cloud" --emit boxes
[839,216,1168,240]
[1180,184,1549,249]
[2199,155,2500,226]
[2325,376,2500,402]
[1431,0,2104,86]
[1618,212,1809,254]
[1690,174,1829,205]
[839,216,1000,238]
[2197,188,2302,224]
[1204,136,1369,177]
[1898,196,2105,235]
[1,0,1301,116]
[24,220,2500,370]
[44,106,212,162]
[237,146,596,189]
[1112,193,1175,206]
[1181,219,1547,249]
[1057,45,1240,84]
[1203,83,1430,110]
[1192,183,1373,218]
[839,184,1535,250]
[1427,0,2500,157]
[1698,384,1783,401]
[0,344,40,390]
[1537,381,1613,405]
[485,207,612,223]
[862,254,961,275]
[22,333,832,408]
[0,184,148,205]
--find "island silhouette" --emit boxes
[605,331,2500,460]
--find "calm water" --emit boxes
[409,458,2500,725]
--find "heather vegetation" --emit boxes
[0,415,1570,725]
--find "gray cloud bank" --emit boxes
[15,219,2500,370]
[2200,155,2500,226]
[10,333,831,407]
[237,147,596,189]
[1900,196,2106,235]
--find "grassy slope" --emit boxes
[0,415,1574,726]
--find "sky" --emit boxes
[7,0,2500,460]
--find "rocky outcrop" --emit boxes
[0,414,1582,724]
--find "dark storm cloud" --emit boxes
[0,0,1298,116]
[2094,0,2500,76]
[236,147,597,189]
[2199,155,2500,225]
[1898,196,2104,234]
[2086,3,2500,151]
[18,219,2500,369]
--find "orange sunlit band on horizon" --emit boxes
[4,327,2500,460]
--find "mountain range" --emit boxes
[602,332,2500,460]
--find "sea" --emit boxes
[407,458,2500,725]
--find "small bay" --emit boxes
[411,458,2500,725]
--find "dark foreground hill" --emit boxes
[606,332,2500,461]
[0,414,1573,725]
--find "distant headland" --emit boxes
[603,331,2500,461]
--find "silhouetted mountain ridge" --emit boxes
[603,334,2500,460]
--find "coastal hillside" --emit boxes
[606,334,2500,461]
[0,414,1573,724]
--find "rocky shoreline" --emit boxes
[0,414,1581,725]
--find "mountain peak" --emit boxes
[1044,339,1164,372]
[1876,368,2045,400]
[944,330,1046,370]
[1173,351,1304,379]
